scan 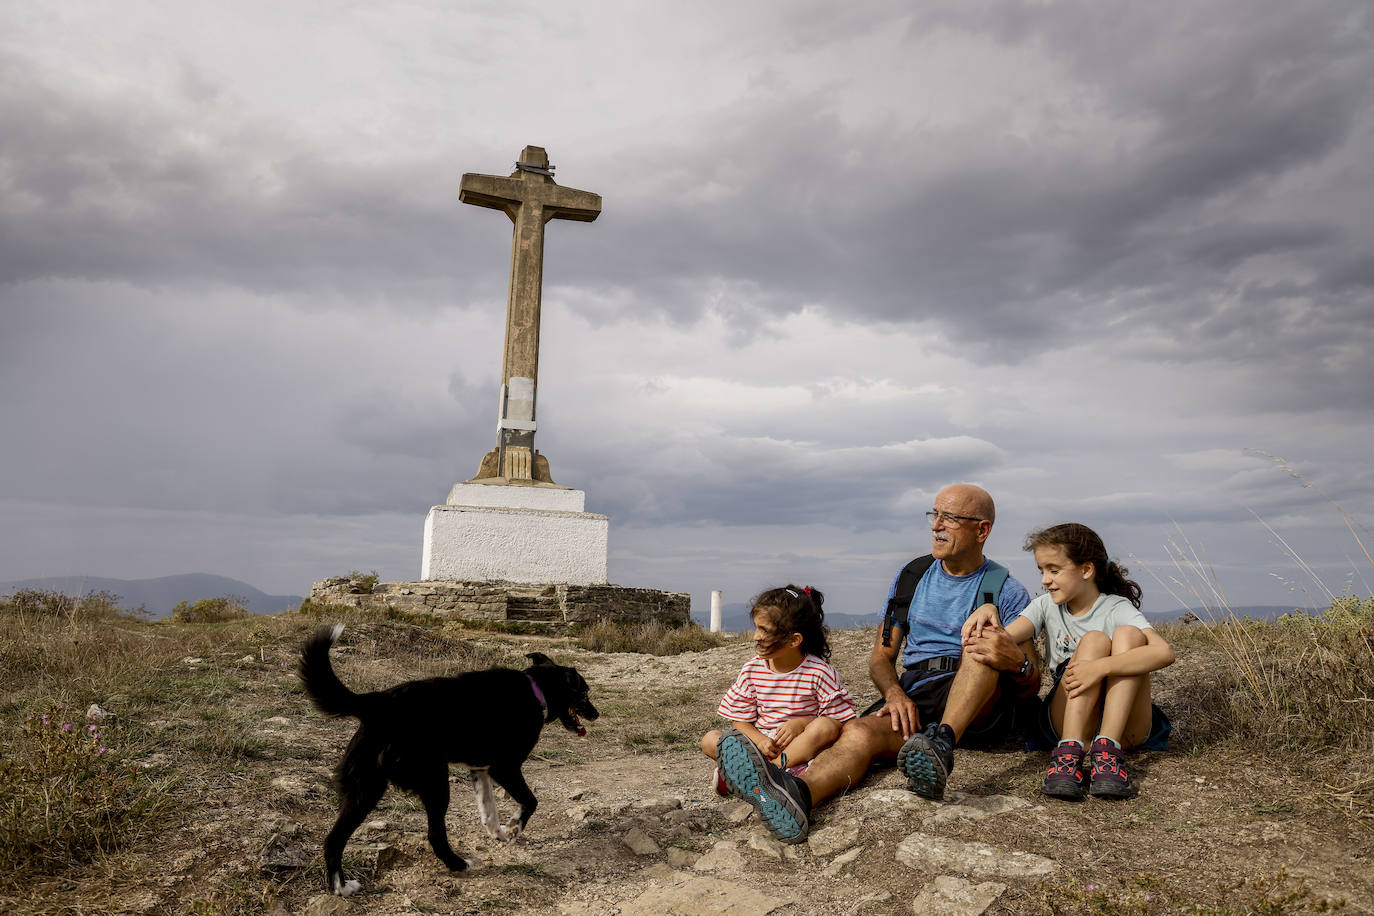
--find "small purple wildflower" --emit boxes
[88,724,99,733]
[62,722,74,733]
[1086,883,1098,893]
[97,747,108,755]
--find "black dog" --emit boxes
[298,624,599,896]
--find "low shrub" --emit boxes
[170,596,250,623]
[0,704,176,887]
[344,570,380,594]
[1,588,143,622]
[574,618,725,656]
[1164,604,1374,756]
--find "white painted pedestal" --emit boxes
[420,483,608,585]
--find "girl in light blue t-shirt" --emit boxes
[962,523,1175,800]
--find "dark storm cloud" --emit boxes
[549,0,1374,374]
[0,48,503,303]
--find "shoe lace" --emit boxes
[1047,747,1082,779]
[1092,747,1126,779]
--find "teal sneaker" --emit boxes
[898,722,955,800]
[716,727,812,843]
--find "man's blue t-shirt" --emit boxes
[879,558,1031,670]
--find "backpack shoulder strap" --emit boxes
[881,554,935,647]
[976,559,1010,611]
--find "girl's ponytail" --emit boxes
[1023,523,1143,609]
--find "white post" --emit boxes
[710,590,723,633]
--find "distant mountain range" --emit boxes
[693,602,1316,633]
[691,603,876,633]
[3,575,1312,628]
[0,574,304,620]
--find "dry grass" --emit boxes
[573,618,726,655]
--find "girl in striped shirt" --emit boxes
[701,585,856,792]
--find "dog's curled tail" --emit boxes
[299,623,361,718]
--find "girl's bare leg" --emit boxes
[1051,630,1111,744]
[1098,625,1154,748]
[770,717,841,767]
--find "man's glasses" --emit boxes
[925,510,985,527]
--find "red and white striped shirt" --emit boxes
[717,654,856,730]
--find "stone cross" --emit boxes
[460,145,601,485]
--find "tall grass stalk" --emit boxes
[1139,456,1374,767]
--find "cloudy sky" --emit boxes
[3,1,1372,618]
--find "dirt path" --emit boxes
[85,626,1374,915]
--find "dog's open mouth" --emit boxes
[567,709,587,737]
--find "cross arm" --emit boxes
[459,173,525,218]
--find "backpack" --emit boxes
[880,555,1011,647]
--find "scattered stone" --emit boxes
[692,840,744,873]
[362,843,401,869]
[616,870,793,915]
[822,845,864,877]
[725,801,754,824]
[663,807,710,831]
[258,834,311,871]
[896,832,1056,879]
[922,792,1032,829]
[304,895,352,916]
[565,805,594,822]
[910,875,1007,915]
[860,788,932,814]
[667,847,699,869]
[850,890,893,913]
[808,821,861,856]
[363,819,391,834]
[568,788,587,801]
[623,827,660,856]
[631,795,684,817]
[182,657,204,665]
[238,655,257,665]
[263,716,291,727]
[747,832,784,859]
[86,703,113,722]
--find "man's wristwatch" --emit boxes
[1017,654,1032,677]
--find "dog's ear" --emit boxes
[525,652,555,667]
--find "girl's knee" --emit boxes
[1075,630,1112,658]
[1111,625,1147,650]
[811,717,841,742]
[701,729,722,758]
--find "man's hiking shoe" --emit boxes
[1042,740,1087,800]
[898,722,955,800]
[713,767,729,797]
[717,727,812,843]
[1089,736,1133,798]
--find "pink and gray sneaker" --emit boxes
[1088,736,1133,798]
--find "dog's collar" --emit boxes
[526,674,548,718]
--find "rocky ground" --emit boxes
[28,622,1374,915]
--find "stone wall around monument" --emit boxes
[308,578,690,628]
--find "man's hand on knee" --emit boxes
[869,689,920,739]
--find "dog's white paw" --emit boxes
[501,817,523,842]
[332,877,362,897]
